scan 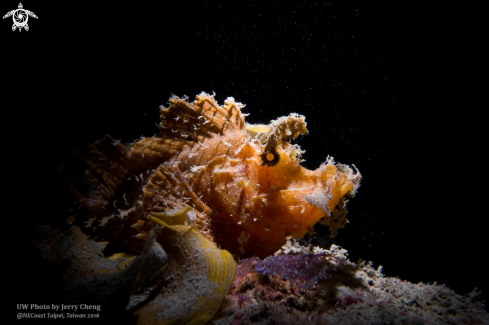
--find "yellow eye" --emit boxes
[266,153,274,161]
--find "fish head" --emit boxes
[255,144,360,233]
[233,115,361,256]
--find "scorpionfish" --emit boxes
[72,92,361,259]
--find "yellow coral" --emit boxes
[131,208,235,324]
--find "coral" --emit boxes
[212,242,489,325]
[33,225,147,321]
[128,207,235,324]
[34,211,235,324]
[274,237,331,256]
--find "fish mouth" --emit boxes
[252,189,328,238]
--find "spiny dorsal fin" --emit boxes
[161,92,246,136]
[130,93,247,169]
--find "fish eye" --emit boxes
[261,148,279,166]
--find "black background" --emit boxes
[3,0,486,310]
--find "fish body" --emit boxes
[131,93,361,258]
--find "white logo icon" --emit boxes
[3,3,37,32]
